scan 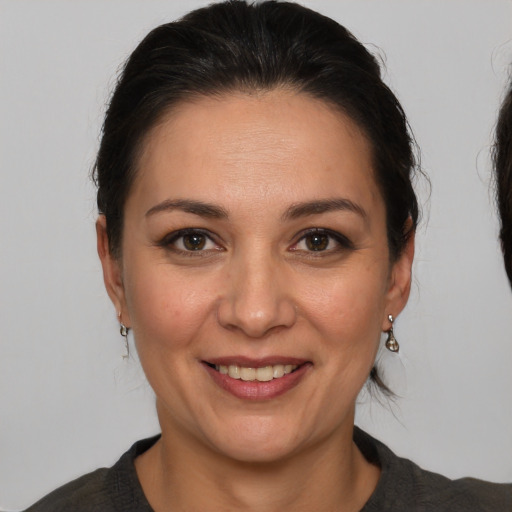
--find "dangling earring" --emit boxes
[118,311,130,359]
[385,314,399,353]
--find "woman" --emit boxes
[25,1,511,510]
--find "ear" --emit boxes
[96,215,130,326]
[382,229,415,330]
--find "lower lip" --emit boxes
[203,363,311,400]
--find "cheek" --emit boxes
[295,265,389,387]
[123,261,219,352]
[297,266,389,335]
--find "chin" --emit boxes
[206,418,303,464]
[215,438,298,464]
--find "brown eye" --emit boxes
[182,233,207,250]
[164,230,218,252]
[304,233,329,251]
[291,229,353,254]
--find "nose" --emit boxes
[217,252,297,338]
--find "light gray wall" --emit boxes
[1,1,511,509]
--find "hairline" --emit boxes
[111,86,386,260]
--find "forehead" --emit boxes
[131,90,382,217]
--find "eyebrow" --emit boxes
[145,199,229,219]
[282,198,367,221]
[145,197,366,221]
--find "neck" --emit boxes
[135,405,379,512]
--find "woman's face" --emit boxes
[98,90,413,462]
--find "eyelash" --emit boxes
[290,228,354,255]
[158,228,222,257]
[158,227,354,257]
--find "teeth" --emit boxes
[256,366,273,382]
[227,365,240,379]
[273,364,284,378]
[240,367,256,381]
[215,363,298,381]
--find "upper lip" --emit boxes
[203,356,310,367]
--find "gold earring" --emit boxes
[385,314,399,353]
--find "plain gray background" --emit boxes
[1,0,512,509]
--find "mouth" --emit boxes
[202,358,311,400]
[205,362,300,382]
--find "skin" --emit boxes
[97,89,414,511]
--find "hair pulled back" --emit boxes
[494,84,512,287]
[94,0,419,263]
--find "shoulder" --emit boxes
[24,436,159,512]
[448,477,512,510]
[24,468,112,512]
[401,458,512,511]
[355,427,512,512]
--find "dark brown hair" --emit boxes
[493,82,512,287]
[93,0,419,262]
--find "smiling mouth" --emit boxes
[206,363,300,382]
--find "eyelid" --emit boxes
[290,228,354,251]
[158,228,223,253]
[157,227,353,254]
